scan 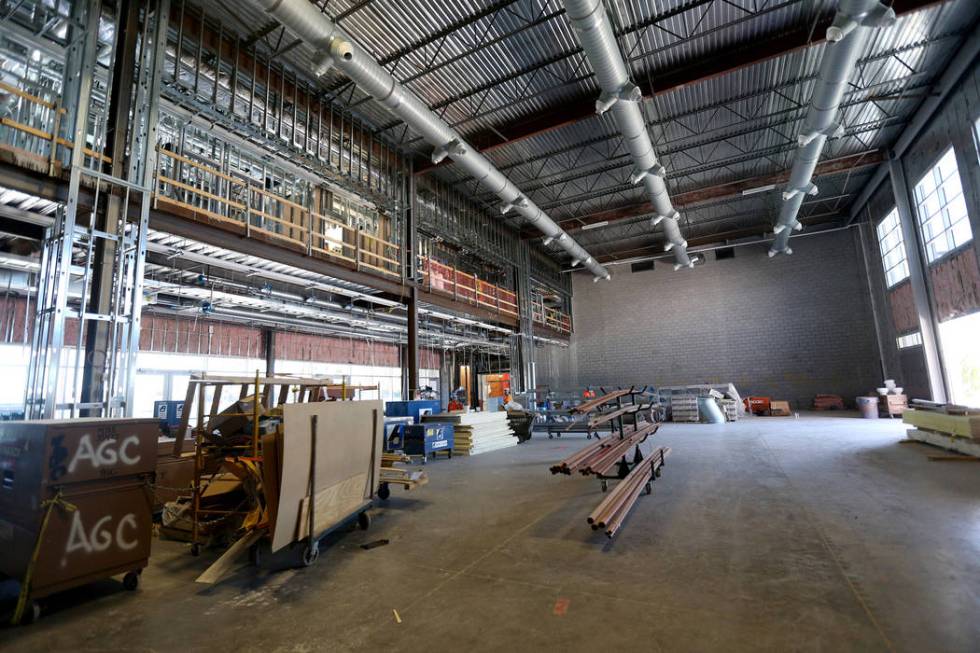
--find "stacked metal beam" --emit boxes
[588,447,671,538]
[549,422,658,475]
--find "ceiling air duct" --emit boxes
[769,0,895,256]
[562,0,692,270]
[261,0,612,281]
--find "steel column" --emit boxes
[889,155,947,402]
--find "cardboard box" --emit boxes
[770,401,791,416]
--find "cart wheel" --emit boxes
[358,511,371,531]
[16,600,41,625]
[302,542,319,567]
[190,543,201,557]
[378,483,391,500]
[123,571,140,591]
[249,543,262,567]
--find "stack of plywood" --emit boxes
[424,410,516,456]
[267,401,384,550]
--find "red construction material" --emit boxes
[744,396,771,415]
[813,394,845,410]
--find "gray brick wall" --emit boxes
[563,228,883,408]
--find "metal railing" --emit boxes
[531,298,572,335]
[419,256,519,319]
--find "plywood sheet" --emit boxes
[270,401,382,552]
[296,472,368,540]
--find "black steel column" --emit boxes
[264,329,276,376]
[889,154,948,402]
[407,286,419,399]
[80,1,141,414]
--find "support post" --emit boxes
[888,154,947,402]
[264,329,276,376]
[81,0,141,415]
[407,285,419,400]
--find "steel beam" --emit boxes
[524,150,882,238]
[407,285,419,399]
[888,156,947,402]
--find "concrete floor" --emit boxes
[3,413,979,652]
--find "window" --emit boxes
[938,312,980,407]
[875,208,909,287]
[913,148,973,263]
[896,332,922,349]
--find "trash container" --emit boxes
[0,418,159,623]
[856,397,879,419]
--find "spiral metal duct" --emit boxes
[769,0,894,256]
[261,0,612,280]
[563,0,692,269]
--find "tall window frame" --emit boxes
[875,207,909,287]
[912,147,972,263]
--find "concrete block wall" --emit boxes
[566,228,882,408]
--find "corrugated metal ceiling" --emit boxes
[227,0,978,261]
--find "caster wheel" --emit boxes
[190,543,201,557]
[378,483,391,500]
[358,511,370,531]
[28,600,41,624]
[249,544,262,566]
[302,543,319,567]
[16,600,41,625]
[123,571,140,591]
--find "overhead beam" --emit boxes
[521,150,883,239]
[416,0,945,176]
[589,213,846,264]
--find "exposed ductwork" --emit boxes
[770,0,895,256]
[261,0,611,280]
[562,0,692,270]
